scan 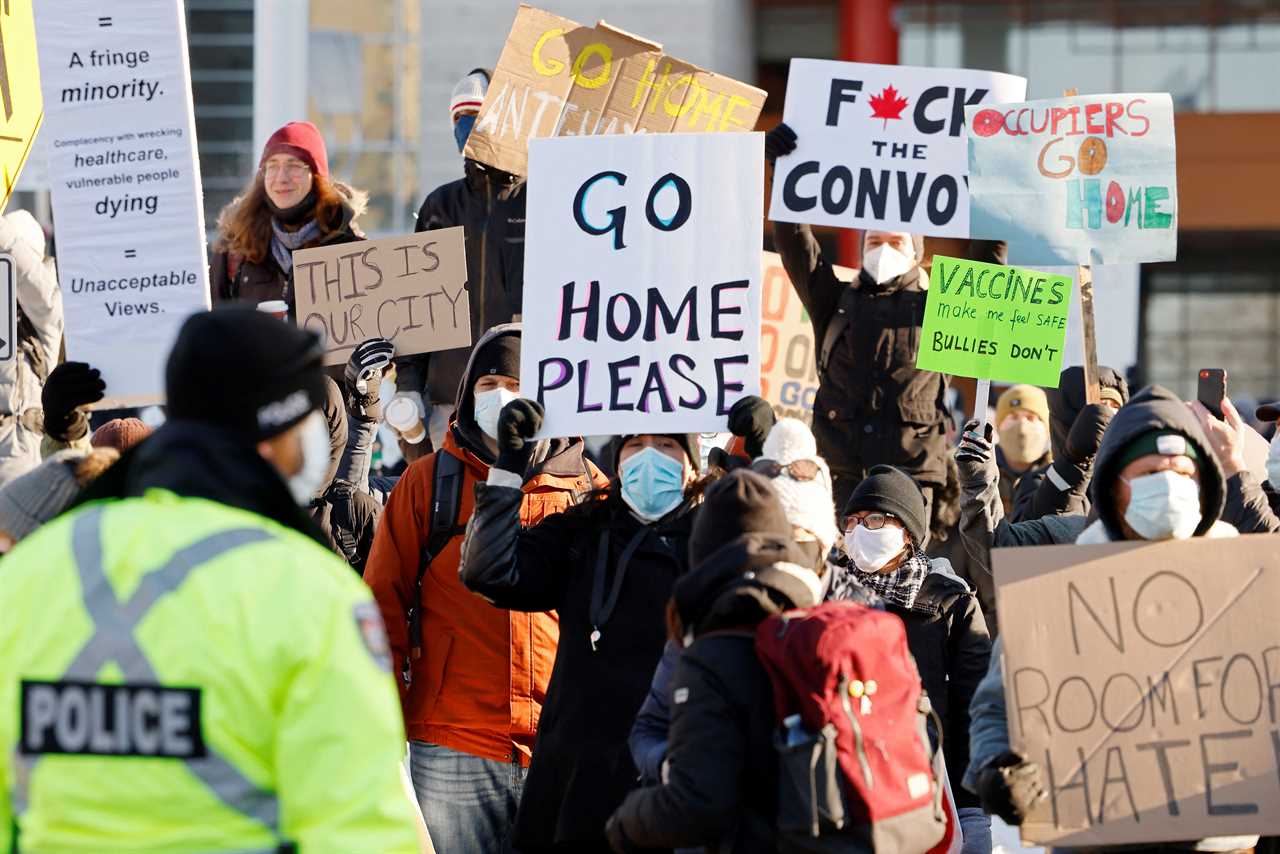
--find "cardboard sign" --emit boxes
[522,132,763,438]
[760,251,857,425]
[292,228,470,367]
[994,535,1280,847]
[0,254,14,360]
[769,59,1026,237]
[967,93,1177,265]
[916,255,1071,386]
[464,4,767,178]
[35,0,210,406]
[1,1,43,212]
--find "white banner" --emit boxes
[522,132,763,438]
[769,59,1026,237]
[36,0,210,406]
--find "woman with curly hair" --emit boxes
[209,121,366,312]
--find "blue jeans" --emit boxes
[409,741,526,854]
[958,806,992,854]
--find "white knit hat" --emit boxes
[758,418,840,556]
[450,70,489,120]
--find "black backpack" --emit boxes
[401,450,466,686]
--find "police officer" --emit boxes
[0,306,419,852]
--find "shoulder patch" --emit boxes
[673,687,690,705]
[353,601,392,673]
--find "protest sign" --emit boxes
[769,59,1026,237]
[0,0,43,212]
[916,255,1071,387]
[759,251,856,425]
[994,535,1280,847]
[967,93,1177,265]
[464,4,767,177]
[0,254,14,360]
[522,132,763,438]
[35,0,209,406]
[293,229,470,367]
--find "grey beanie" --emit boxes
[0,450,86,540]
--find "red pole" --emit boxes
[838,0,899,269]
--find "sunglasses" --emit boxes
[843,512,898,532]
[752,458,821,482]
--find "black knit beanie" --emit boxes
[613,433,702,473]
[471,333,521,379]
[842,465,928,546]
[689,469,792,566]
[166,306,327,441]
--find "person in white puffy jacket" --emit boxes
[0,210,64,487]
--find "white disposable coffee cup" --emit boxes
[257,300,289,320]
[385,396,426,444]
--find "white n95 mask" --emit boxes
[862,244,914,285]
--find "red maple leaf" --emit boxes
[869,85,909,128]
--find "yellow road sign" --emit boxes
[0,0,43,213]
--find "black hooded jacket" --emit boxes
[76,420,327,544]
[610,535,818,854]
[1089,384,1226,540]
[399,160,527,408]
[308,377,380,573]
[461,476,697,849]
[1010,365,1128,522]
[772,221,947,489]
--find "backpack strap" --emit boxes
[817,288,857,380]
[404,451,467,677]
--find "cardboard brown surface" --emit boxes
[465,4,767,177]
[292,228,470,367]
[993,535,1280,847]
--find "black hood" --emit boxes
[75,420,327,545]
[1046,365,1130,462]
[673,533,818,637]
[1090,385,1224,540]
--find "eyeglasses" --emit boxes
[752,458,821,482]
[843,512,897,532]
[263,162,310,179]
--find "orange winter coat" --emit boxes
[365,429,605,765]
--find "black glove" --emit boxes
[495,398,543,475]
[764,122,797,163]
[728,395,776,459]
[955,420,995,493]
[976,750,1047,826]
[42,362,105,442]
[344,338,395,419]
[605,814,639,854]
[1064,402,1114,465]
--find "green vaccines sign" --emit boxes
[916,255,1071,387]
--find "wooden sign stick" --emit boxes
[1064,87,1102,405]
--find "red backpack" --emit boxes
[755,601,946,853]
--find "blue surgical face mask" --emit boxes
[619,446,686,523]
[454,114,477,153]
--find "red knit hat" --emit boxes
[260,121,329,178]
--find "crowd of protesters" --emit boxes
[0,67,1276,854]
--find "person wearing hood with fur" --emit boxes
[364,323,606,853]
[209,121,366,312]
[461,398,704,852]
[607,470,824,853]
[968,386,1256,853]
[840,464,992,853]
[0,210,64,486]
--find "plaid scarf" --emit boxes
[850,547,933,613]
[270,217,322,279]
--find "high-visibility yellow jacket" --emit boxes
[0,490,420,853]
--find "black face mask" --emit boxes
[267,188,318,225]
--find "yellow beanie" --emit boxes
[996,384,1049,427]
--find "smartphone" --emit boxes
[1197,368,1227,419]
